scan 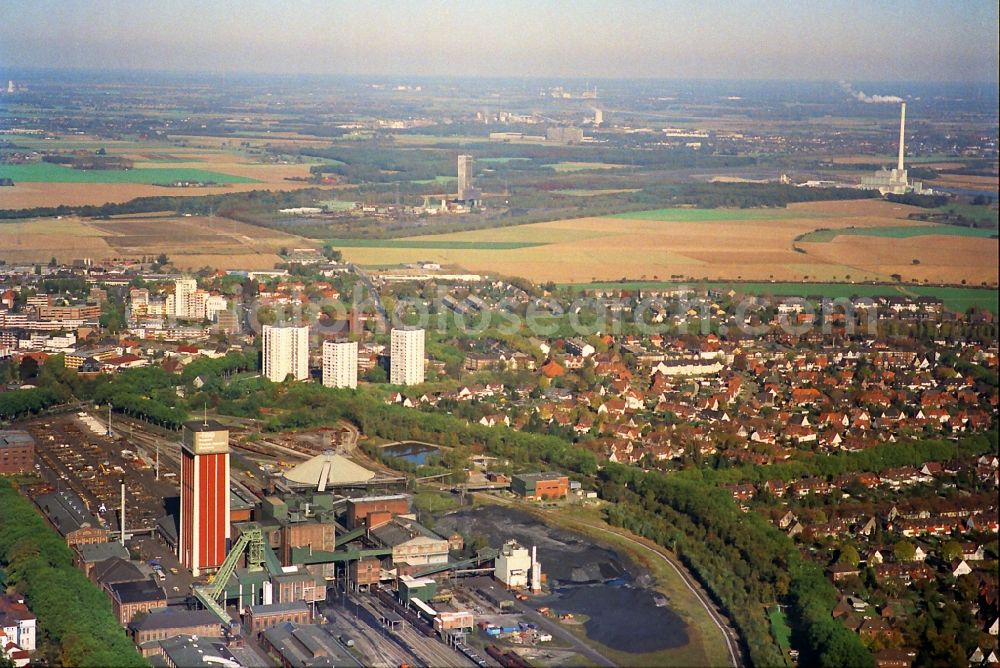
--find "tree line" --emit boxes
[0,480,147,667]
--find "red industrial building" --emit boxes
[0,431,34,475]
[179,421,230,576]
[346,494,410,528]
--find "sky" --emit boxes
[1,0,997,81]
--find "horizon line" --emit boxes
[1,66,999,86]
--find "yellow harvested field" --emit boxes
[802,235,999,285]
[928,173,999,190]
[339,200,997,284]
[0,214,310,270]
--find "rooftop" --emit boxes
[283,451,375,489]
[129,607,222,633]
[0,430,33,449]
[182,419,229,432]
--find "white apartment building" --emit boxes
[205,295,229,322]
[174,278,197,319]
[262,324,309,382]
[390,328,424,386]
[322,340,358,389]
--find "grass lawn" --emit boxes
[0,162,259,184]
[768,606,792,654]
[326,238,546,250]
[799,225,998,242]
[608,207,817,222]
[562,280,998,313]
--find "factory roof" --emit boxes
[283,451,375,490]
[128,607,222,633]
[34,489,99,535]
[512,471,568,483]
[0,430,33,449]
[76,541,130,564]
[156,634,240,668]
[107,579,166,605]
[92,557,147,587]
[248,601,310,616]
[262,622,346,668]
[370,518,447,548]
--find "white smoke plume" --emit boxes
[839,81,903,104]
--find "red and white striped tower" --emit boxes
[179,420,230,576]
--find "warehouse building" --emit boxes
[0,431,33,475]
[511,472,569,500]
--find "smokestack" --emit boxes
[531,546,541,593]
[897,103,906,172]
[119,476,126,546]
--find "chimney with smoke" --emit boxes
[897,103,906,172]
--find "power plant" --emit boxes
[860,102,932,195]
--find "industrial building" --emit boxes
[280,450,378,492]
[456,154,481,204]
[34,488,110,546]
[262,324,310,383]
[107,579,167,625]
[390,327,425,386]
[0,430,33,474]
[511,472,570,500]
[546,126,584,144]
[129,608,224,647]
[346,494,411,528]
[321,339,358,389]
[860,103,931,196]
[180,420,231,576]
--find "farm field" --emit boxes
[323,238,544,249]
[0,133,318,208]
[0,162,260,184]
[554,188,642,196]
[798,225,998,242]
[336,199,997,286]
[608,207,817,222]
[0,214,309,270]
[552,161,630,172]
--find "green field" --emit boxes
[0,162,259,184]
[318,199,357,211]
[410,175,457,185]
[935,203,1000,227]
[800,225,998,242]
[552,161,629,172]
[327,238,545,250]
[554,188,642,197]
[609,207,815,222]
[768,606,792,656]
[477,157,531,163]
[563,280,998,313]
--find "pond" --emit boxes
[380,441,441,465]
